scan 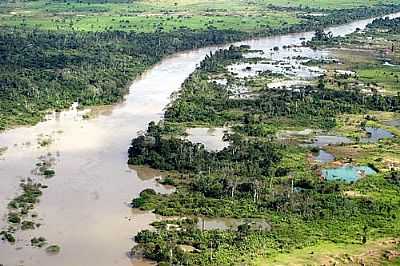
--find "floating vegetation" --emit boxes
[0,231,16,243]
[31,237,47,248]
[313,149,335,163]
[21,220,36,230]
[37,135,53,147]
[2,178,45,243]
[34,154,57,178]
[0,146,7,156]
[46,245,61,254]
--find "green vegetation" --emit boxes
[0,231,16,243]
[164,46,399,130]
[31,237,47,248]
[46,245,61,254]
[2,0,400,32]
[1,0,400,130]
[2,179,45,243]
[128,21,400,264]
[309,16,400,96]
[0,28,246,130]
[257,238,400,265]
[21,220,36,230]
[368,16,400,32]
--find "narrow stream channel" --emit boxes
[1,12,400,266]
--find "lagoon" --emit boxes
[322,166,377,182]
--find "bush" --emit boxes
[46,245,61,254]
[140,189,157,198]
[8,213,21,224]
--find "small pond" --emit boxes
[267,79,310,89]
[361,127,394,143]
[383,62,400,67]
[228,61,324,79]
[313,149,335,163]
[197,217,271,231]
[322,166,377,182]
[311,135,352,147]
[186,127,230,152]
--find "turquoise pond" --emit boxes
[322,166,377,182]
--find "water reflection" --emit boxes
[128,165,164,181]
[197,217,271,231]
[312,135,352,146]
[385,119,400,128]
[313,149,335,163]
[185,127,230,152]
[361,127,394,143]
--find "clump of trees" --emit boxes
[129,121,282,175]
[2,179,45,243]
[368,17,400,32]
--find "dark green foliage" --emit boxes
[386,170,400,186]
[301,5,400,27]
[159,176,176,186]
[46,245,61,254]
[129,124,282,175]
[7,213,21,224]
[132,175,400,264]
[4,179,44,240]
[368,16,400,32]
[31,237,47,248]
[43,169,55,178]
[21,220,35,230]
[140,188,157,197]
[0,231,15,243]
[2,4,400,130]
[0,28,247,129]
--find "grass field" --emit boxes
[1,0,400,32]
[256,238,400,266]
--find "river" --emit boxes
[1,12,399,266]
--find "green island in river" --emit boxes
[0,1,400,266]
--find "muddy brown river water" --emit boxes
[1,13,400,266]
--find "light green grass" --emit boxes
[2,0,400,32]
[255,238,400,266]
[358,65,400,95]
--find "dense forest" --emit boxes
[0,28,246,130]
